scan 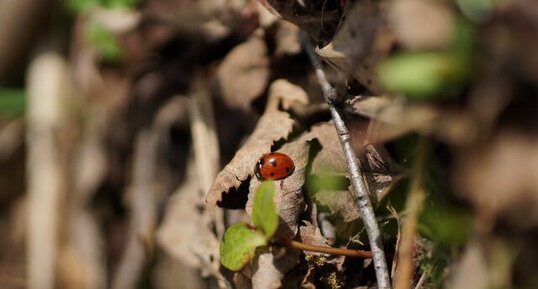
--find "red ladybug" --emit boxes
[254,152,295,180]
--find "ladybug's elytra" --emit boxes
[254,152,295,180]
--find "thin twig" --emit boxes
[394,138,429,289]
[275,238,373,258]
[413,269,429,289]
[300,31,391,289]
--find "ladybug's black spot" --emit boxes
[285,167,290,173]
[270,159,277,167]
[270,172,275,177]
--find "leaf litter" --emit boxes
[9,0,538,288]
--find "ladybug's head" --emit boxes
[254,159,264,180]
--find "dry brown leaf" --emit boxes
[268,79,309,111]
[298,221,331,248]
[206,110,295,208]
[310,122,347,175]
[316,0,390,94]
[217,31,269,111]
[206,87,296,208]
[246,132,314,238]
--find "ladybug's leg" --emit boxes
[279,180,285,191]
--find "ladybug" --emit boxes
[254,152,295,180]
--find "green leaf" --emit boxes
[456,0,495,21]
[87,22,123,63]
[306,171,348,193]
[378,20,475,101]
[378,52,470,100]
[66,0,101,12]
[106,0,139,9]
[451,21,475,56]
[419,204,472,246]
[220,223,267,271]
[252,180,279,238]
[0,88,25,118]
[66,0,138,12]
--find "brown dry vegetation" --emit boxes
[0,0,537,288]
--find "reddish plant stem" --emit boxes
[274,238,373,258]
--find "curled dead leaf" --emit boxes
[207,79,312,208]
[267,79,309,111]
[206,81,301,208]
[206,108,295,208]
